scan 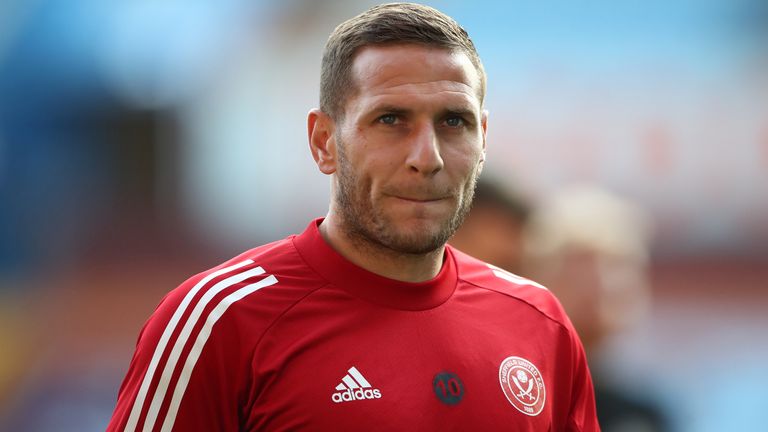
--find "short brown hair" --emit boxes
[320,2,486,121]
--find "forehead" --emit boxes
[347,44,482,110]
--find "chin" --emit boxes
[379,220,453,255]
[383,236,445,255]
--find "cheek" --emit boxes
[357,151,402,184]
[445,146,483,175]
[343,158,385,203]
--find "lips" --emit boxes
[383,188,452,202]
[388,193,453,204]
[394,196,447,202]
[382,186,455,206]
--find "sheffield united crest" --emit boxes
[498,356,546,416]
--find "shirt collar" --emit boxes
[292,218,458,311]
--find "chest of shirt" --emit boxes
[243,289,573,431]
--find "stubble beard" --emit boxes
[334,136,479,256]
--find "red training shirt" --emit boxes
[107,218,600,431]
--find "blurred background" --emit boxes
[0,0,766,430]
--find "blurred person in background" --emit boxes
[107,3,599,431]
[449,177,531,275]
[523,186,668,432]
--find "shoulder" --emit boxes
[450,246,573,331]
[143,235,326,349]
[177,234,323,300]
[111,237,324,431]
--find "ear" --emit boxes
[308,108,337,175]
[480,109,489,162]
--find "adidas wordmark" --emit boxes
[331,367,382,403]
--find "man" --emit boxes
[523,186,666,431]
[107,3,599,431]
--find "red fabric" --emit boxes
[107,218,600,431]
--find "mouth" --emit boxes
[395,196,446,202]
[390,195,452,206]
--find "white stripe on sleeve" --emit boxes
[142,266,266,432]
[123,260,254,432]
[160,275,279,432]
[488,264,547,290]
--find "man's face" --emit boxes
[332,44,487,255]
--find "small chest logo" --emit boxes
[331,366,382,403]
[498,356,546,416]
[433,372,465,405]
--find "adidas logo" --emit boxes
[331,366,382,403]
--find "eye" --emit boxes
[378,114,398,125]
[445,116,465,127]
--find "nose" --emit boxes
[405,123,444,176]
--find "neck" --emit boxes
[319,214,445,283]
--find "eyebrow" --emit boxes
[442,107,476,117]
[369,105,477,117]
[370,104,413,116]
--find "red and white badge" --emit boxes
[498,356,546,416]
